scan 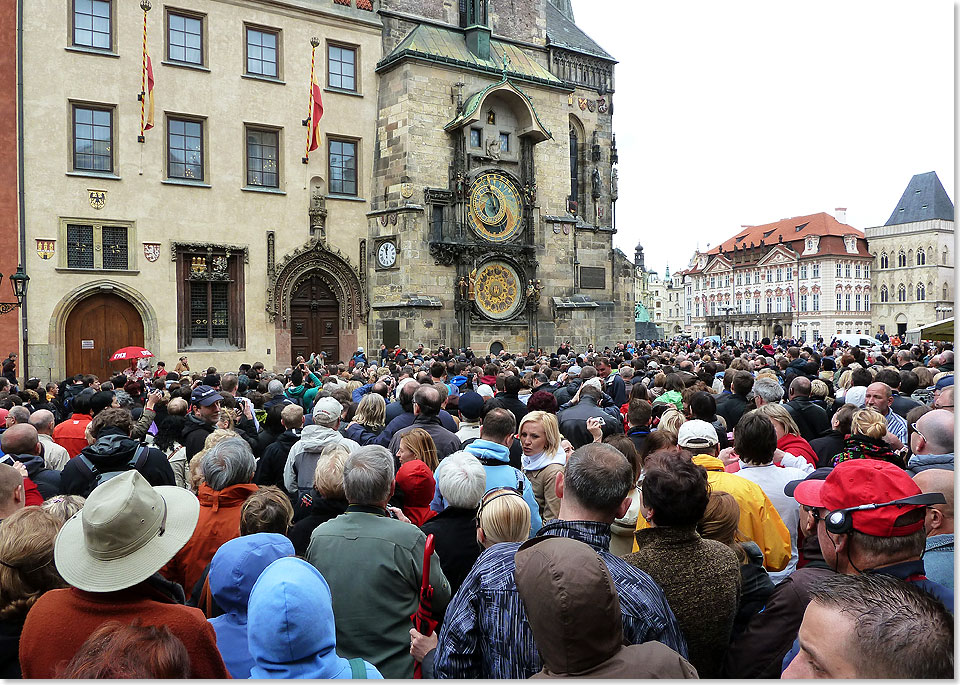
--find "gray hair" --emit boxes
[114,390,134,409]
[267,379,285,395]
[343,445,394,505]
[435,451,486,509]
[201,437,255,490]
[753,376,784,403]
[7,406,29,425]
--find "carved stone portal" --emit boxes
[267,238,367,328]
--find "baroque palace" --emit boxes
[12,0,633,381]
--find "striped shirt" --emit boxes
[434,519,688,679]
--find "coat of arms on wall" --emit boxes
[578,97,588,110]
[143,242,161,262]
[400,183,414,199]
[36,239,55,260]
[88,190,106,210]
[597,98,608,114]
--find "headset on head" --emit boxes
[824,492,946,535]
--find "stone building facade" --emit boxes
[20,0,633,381]
[687,211,873,343]
[366,0,632,355]
[866,171,954,336]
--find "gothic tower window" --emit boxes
[916,248,926,265]
[569,124,579,210]
[459,0,488,27]
[880,285,888,303]
[880,252,888,269]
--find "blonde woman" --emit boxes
[40,495,85,524]
[289,445,349,556]
[396,428,439,472]
[353,393,386,434]
[476,487,531,548]
[834,408,902,467]
[658,407,686,435]
[518,411,565,521]
[753,404,816,470]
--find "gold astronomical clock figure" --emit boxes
[468,171,523,243]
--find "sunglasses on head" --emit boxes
[475,486,523,525]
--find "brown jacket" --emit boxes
[624,525,740,678]
[516,536,698,679]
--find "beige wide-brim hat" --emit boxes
[54,470,200,593]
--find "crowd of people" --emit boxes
[0,334,953,678]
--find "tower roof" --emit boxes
[545,1,614,62]
[884,171,954,226]
[548,0,575,22]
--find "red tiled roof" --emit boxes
[709,212,864,255]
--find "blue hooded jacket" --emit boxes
[247,557,382,679]
[469,439,543,536]
[208,533,295,678]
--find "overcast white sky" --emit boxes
[571,0,955,277]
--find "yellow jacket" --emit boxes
[633,454,792,572]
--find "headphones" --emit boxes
[824,492,946,535]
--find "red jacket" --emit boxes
[160,482,258,594]
[778,434,818,468]
[53,414,93,459]
[19,584,230,678]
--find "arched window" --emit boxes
[944,283,950,300]
[880,285,888,303]
[898,251,907,268]
[943,247,949,265]
[897,283,906,302]
[568,124,579,208]
[917,283,925,301]
[916,248,926,266]
[880,252,889,269]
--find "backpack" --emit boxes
[74,444,149,494]
[348,658,366,678]
[286,391,307,410]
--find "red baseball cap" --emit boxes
[792,459,924,537]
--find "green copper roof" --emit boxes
[377,23,567,89]
[444,76,552,140]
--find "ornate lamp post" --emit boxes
[0,265,29,315]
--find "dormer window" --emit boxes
[843,235,858,254]
[803,236,819,255]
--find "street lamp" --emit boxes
[0,265,29,315]
[719,305,734,342]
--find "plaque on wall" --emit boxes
[474,261,523,320]
[580,266,606,289]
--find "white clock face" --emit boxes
[377,241,397,267]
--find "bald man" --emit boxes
[0,424,60,500]
[906,409,954,475]
[864,382,908,444]
[0,463,24,522]
[28,409,70,471]
[933,385,953,412]
[784,376,831,442]
[914,468,954,590]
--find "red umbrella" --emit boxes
[109,346,154,362]
[410,533,438,679]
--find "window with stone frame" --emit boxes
[246,126,280,188]
[880,286,889,303]
[812,293,820,310]
[327,43,357,92]
[73,104,113,173]
[897,284,906,302]
[898,251,907,268]
[880,253,889,269]
[73,0,112,50]
[328,138,357,196]
[61,220,135,271]
[917,283,926,301]
[812,263,820,278]
[175,246,246,350]
[167,11,204,65]
[245,26,279,78]
[916,248,926,266]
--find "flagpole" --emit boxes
[303,36,319,165]
[138,0,151,174]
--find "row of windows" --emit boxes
[71,0,359,92]
[878,247,946,269]
[834,293,870,312]
[70,104,358,195]
[878,283,947,303]
[694,293,830,317]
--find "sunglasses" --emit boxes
[910,422,927,443]
[475,487,523,526]
[803,505,824,525]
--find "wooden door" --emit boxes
[289,274,339,364]
[65,294,144,381]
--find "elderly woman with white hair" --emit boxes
[421,451,487,594]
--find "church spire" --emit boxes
[549,0,575,22]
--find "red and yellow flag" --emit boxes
[308,78,323,151]
[144,48,155,131]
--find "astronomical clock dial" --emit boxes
[474,261,523,320]
[377,240,397,268]
[469,172,523,243]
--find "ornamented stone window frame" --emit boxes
[57,217,137,272]
[172,241,248,351]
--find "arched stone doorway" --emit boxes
[268,238,367,366]
[65,293,144,380]
[290,274,340,362]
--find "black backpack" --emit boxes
[74,444,149,494]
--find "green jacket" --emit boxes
[305,505,451,679]
[285,371,321,410]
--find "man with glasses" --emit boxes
[933,381,954,411]
[906,409,954,475]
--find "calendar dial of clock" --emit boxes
[469,172,523,243]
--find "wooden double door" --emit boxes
[65,294,144,381]
[290,274,340,364]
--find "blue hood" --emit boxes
[248,557,380,679]
[207,533,293,679]
[465,439,510,464]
